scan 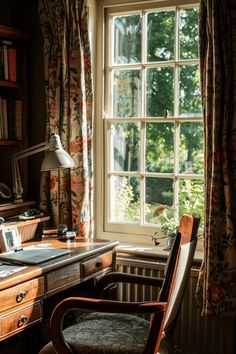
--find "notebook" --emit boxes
[0,247,71,265]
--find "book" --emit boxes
[0,46,4,80]
[0,39,12,46]
[43,226,58,234]
[41,234,59,239]
[1,98,8,139]
[2,44,8,80]
[14,99,22,140]
[0,40,13,81]
[0,97,3,139]
[7,47,17,82]
[7,97,15,140]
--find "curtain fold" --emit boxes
[38,0,93,239]
[196,0,236,315]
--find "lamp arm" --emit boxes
[12,159,23,202]
[13,142,48,159]
[12,142,49,203]
[14,145,49,161]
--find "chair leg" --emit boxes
[159,331,176,354]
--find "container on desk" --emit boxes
[5,216,50,242]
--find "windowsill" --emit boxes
[95,231,203,263]
[117,243,203,263]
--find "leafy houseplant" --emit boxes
[151,205,178,249]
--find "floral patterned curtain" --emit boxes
[38,0,93,239]
[196,0,236,315]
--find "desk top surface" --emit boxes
[0,238,119,291]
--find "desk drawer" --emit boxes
[0,277,44,312]
[0,301,42,339]
[81,251,113,278]
[47,262,81,295]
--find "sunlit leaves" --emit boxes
[147,11,175,62]
[179,8,199,60]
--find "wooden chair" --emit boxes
[39,215,200,354]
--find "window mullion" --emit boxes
[174,7,180,117]
[140,121,146,225]
[139,10,147,225]
[106,120,113,221]
[173,6,180,221]
[106,15,113,116]
[174,120,180,220]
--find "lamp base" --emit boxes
[14,198,24,204]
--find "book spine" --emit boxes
[7,47,16,82]
[2,98,8,139]
[41,234,58,239]
[0,40,13,81]
[0,47,4,80]
[16,47,20,82]
[7,97,15,140]
[0,97,3,139]
[14,99,22,140]
[43,227,58,234]
[3,45,8,80]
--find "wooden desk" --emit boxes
[0,238,118,342]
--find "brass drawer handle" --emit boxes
[96,261,103,268]
[17,315,28,327]
[16,290,27,303]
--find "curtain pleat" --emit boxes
[196,0,236,315]
[38,0,93,239]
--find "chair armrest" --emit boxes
[96,272,164,294]
[50,296,167,354]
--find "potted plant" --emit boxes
[151,204,178,250]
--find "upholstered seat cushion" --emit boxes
[39,312,150,354]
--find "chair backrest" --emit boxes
[163,214,199,332]
[145,214,200,353]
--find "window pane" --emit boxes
[146,122,174,172]
[145,177,174,223]
[113,15,141,64]
[110,176,140,222]
[111,122,140,172]
[179,122,204,174]
[113,70,142,117]
[179,179,204,224]
[179,65,201,116]
[179,8,199,60]
[147,11,175,62]
[146,67,174,117]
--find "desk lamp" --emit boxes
[12,133,75,203]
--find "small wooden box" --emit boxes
[5,216,50,243]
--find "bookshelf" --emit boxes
[0,25,31,215]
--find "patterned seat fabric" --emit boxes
[40,312,150,354]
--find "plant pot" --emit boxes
[165,234,176,250]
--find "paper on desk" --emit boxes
[0,263,27,277]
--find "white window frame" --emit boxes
[95,0,201,246]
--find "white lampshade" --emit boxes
[40,134,75,171]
